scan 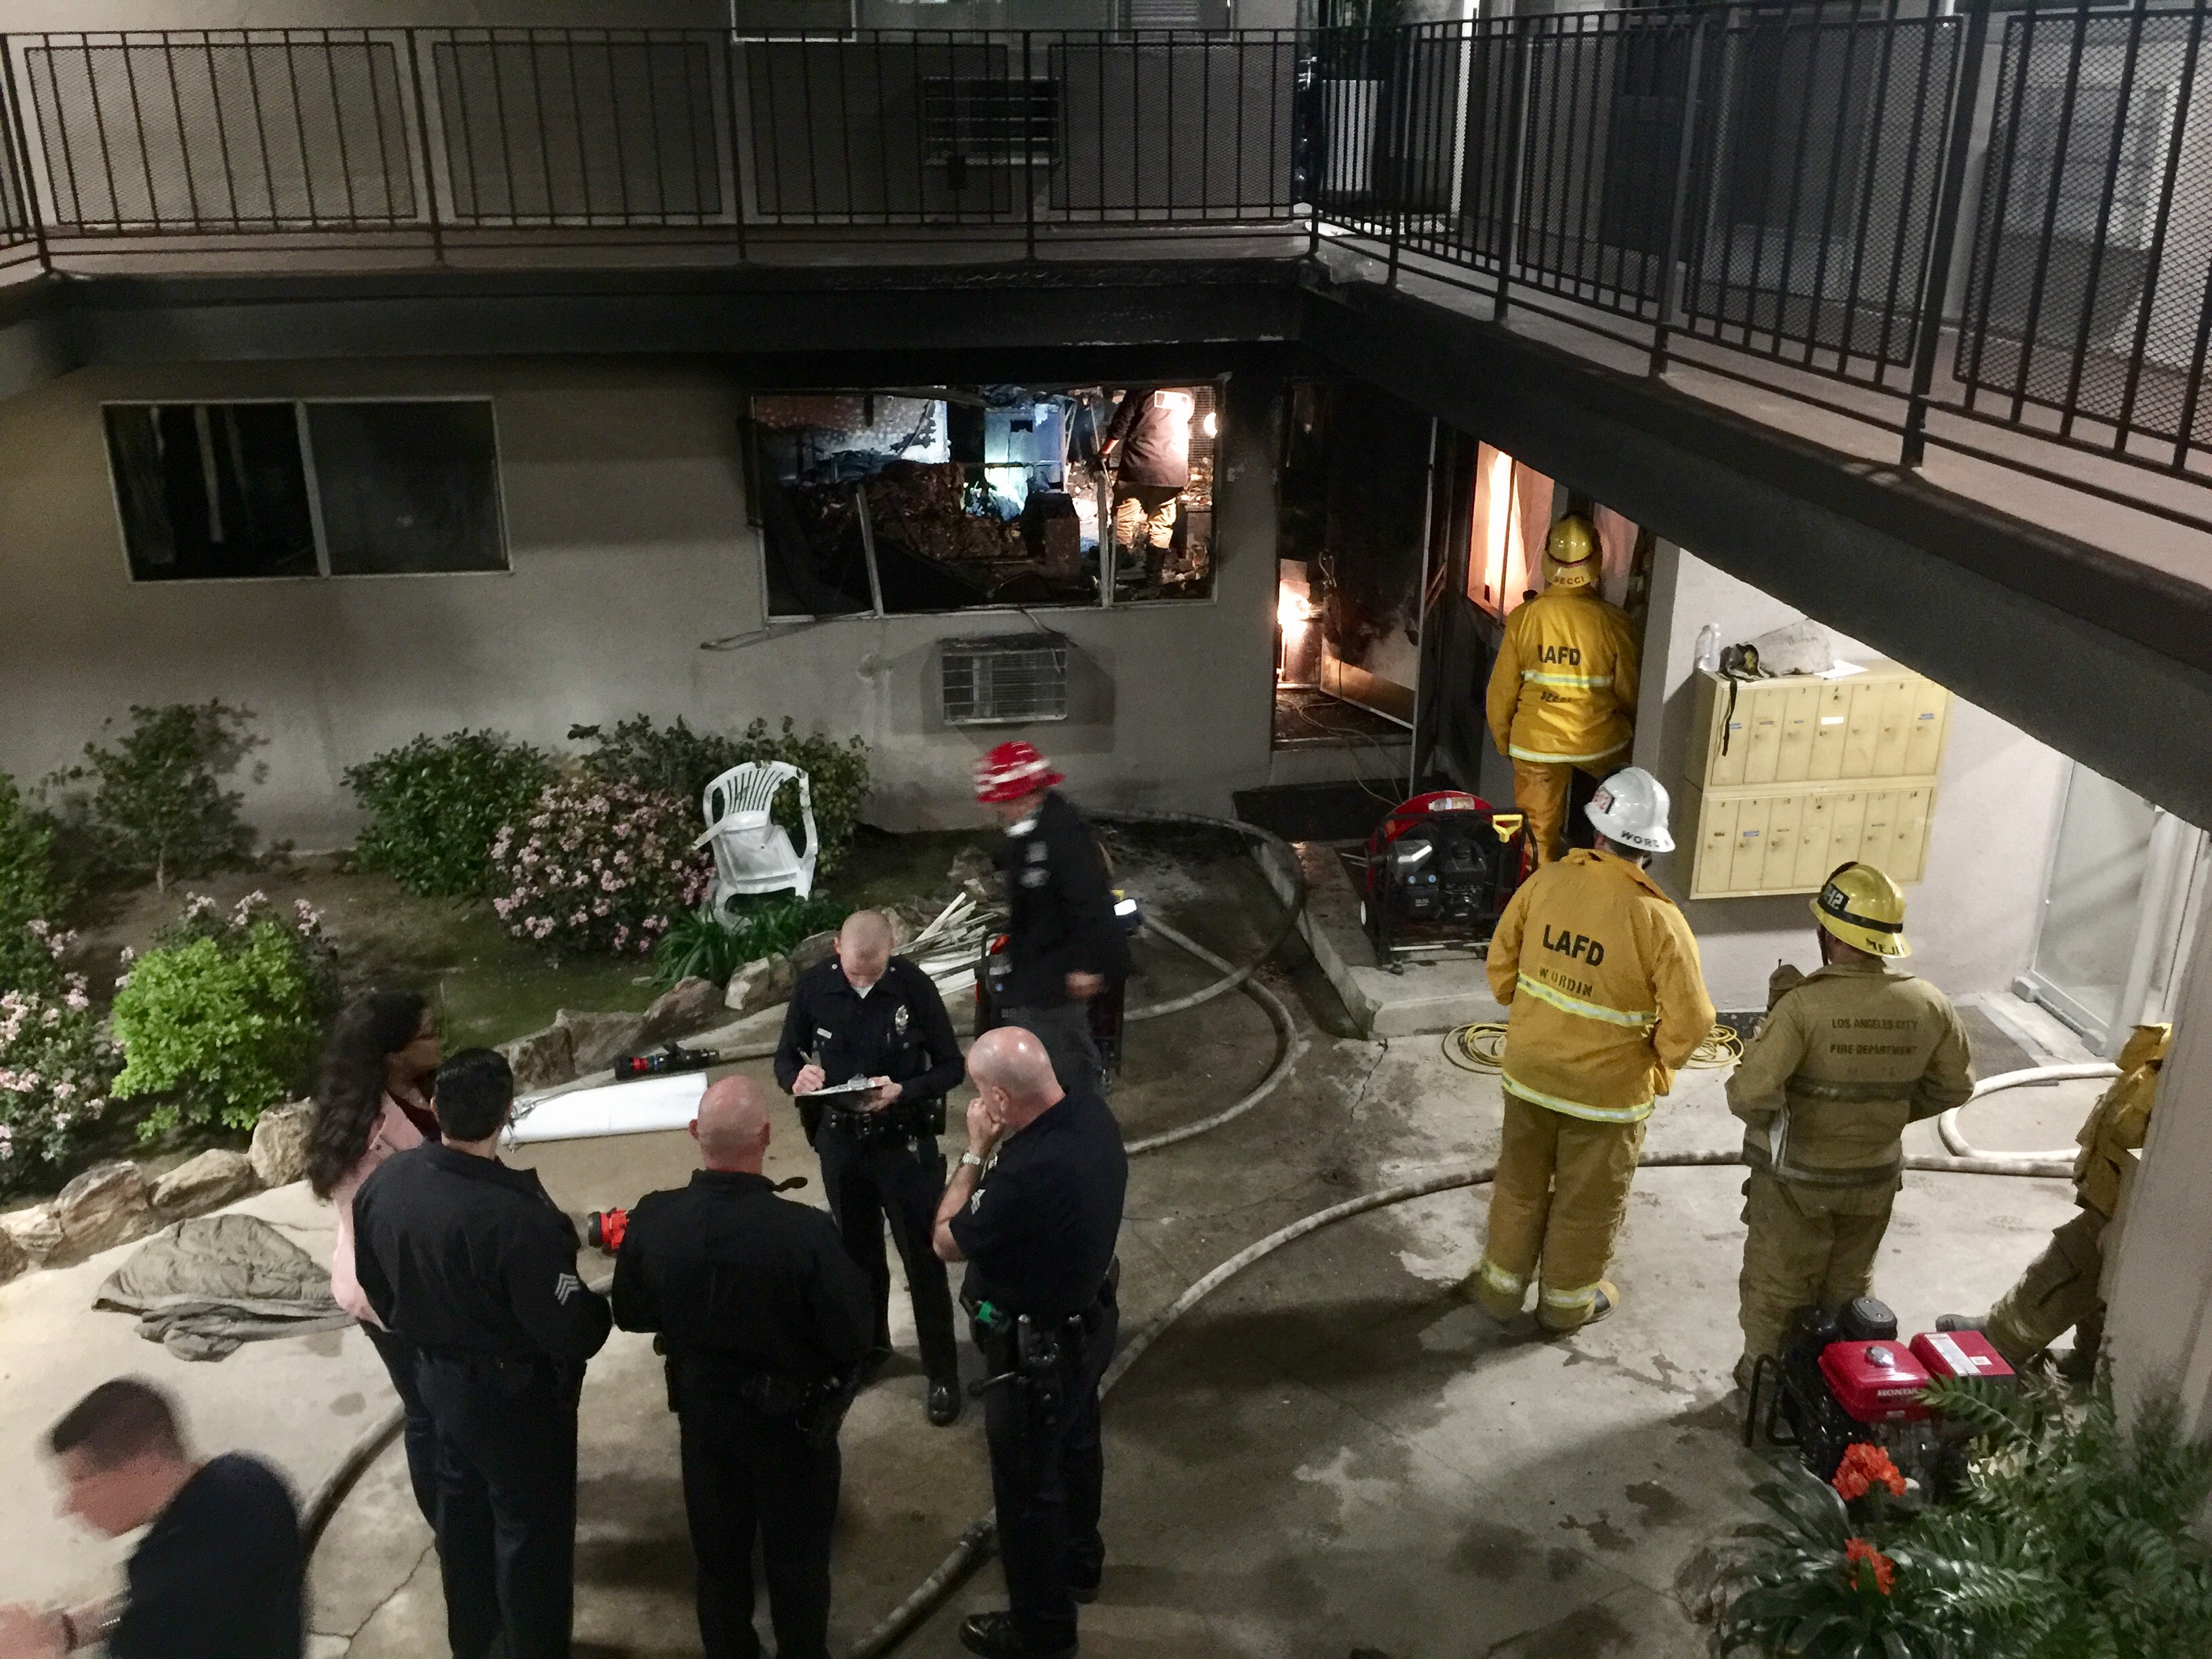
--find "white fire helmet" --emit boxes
[1584,766,1674,853]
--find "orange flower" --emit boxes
[1832,1443,1908,1502]
[1843,1537,1896,1597]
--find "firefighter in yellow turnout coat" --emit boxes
[1486,516,1641,865]
[1475,767,1716,1333]
[1727,863,1975,1385]
[1940,1023,2169,1377]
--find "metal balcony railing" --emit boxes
[0,7,2207,532]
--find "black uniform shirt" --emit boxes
[950,1086,1128,1319]
[611,1170,873,1380]
[1103,385,1193,489]
[773,955,965,1108]
[995,790,1132,1010]
[353,1143,611,1369]
[111,1454,302,1659]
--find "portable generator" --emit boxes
[1359,792,1530,968]
[1745,1296,2017,1499]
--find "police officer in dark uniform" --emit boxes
[972,741,1132,1101]
[611,1074,873,1659]
[352,1048,611,1659]
[774,909,967,1425]
[933,1027,1128,1659]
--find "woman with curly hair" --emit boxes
[306,989,441,1523]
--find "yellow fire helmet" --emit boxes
[1541,514,1601,590]
[1812,861,1910,957]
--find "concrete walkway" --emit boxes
[0,834,2090,1657]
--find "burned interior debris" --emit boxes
[753,384,1218,617]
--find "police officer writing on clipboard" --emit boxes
[611,1076,874,1659]
[973,741,1131,1099]
[775,909,967,1426]
[933,1027,1128,1659]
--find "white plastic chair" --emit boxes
[695,762,818,909]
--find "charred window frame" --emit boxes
[751,381,1223,621]
[104,398,508,583]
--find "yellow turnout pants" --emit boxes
[1478,1090,1645,1330]
[1737,1171,1894,1361]
[1511,757,1615,866]
[1985,1208,2108,1368]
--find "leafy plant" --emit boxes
[651,894,845,987]
[344,731,558,899]
[0,925,116,1185]
[0,775,68,996]
[40,703,264,892]
[489,778,713,959]
[571,714,872,876]
[1724,1379,2212,1659]
[110,892,338,1136]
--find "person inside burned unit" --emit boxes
[611,1075,874,1659]
[1099,384,1196,592]
[0,1378,302,1659]
[773,909,968,1427]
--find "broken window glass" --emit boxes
[105,403,319,581]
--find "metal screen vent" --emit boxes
[941,634,1069,726]
[921,77,1059,167]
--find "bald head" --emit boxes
[967,1027,1065,1132]
[836,909,895,990]
[692,1074,771,1172]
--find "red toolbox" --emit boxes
[1818,1340,1934,1423]
[1910,1328,2018,1385]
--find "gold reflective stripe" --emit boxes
[1541,1282,1601,1309]
[1516,972,1653,1029]
[1502,1073,1654,1124]
[1508,742,1626,764]
[1479,1261,1525,1294]
[1521,670,1614,689]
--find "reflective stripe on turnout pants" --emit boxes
[1480,1090,1645,1328]
[1736,1170,1894,1362]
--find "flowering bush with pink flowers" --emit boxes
[489,779,712,958]
[0,919,117,1181]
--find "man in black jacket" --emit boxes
[773,909,966,1425]
[353,1049,611,1659]
[1100,384,1196,592]
[974,742,1132,1100]
[612,1074,872,1659]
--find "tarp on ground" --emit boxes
[96,1214,352,1361]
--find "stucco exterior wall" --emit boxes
[1632,541,2070,1008]
[0,356,1285,845]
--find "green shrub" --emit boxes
[110,892,339,1136]
[652,894,846,987]
[41,702,264,892]
[0,775,67,996]
[1722,1376,2212,1659]
[572,714,872,876]
[344,731,558,898]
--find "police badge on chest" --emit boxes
[893,1004,909,1036]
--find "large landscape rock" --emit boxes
[724,955,796,1017]
[249,1101,314,1188]
[636,977,726,1048]
[55,1161,155,1258]
[791,930,838,972]
[555,1009,648,1075]
[499,1023,577,1092]
[0,1223,26,1285]
[1,1203,61,1268]
[150,1149,260,1217]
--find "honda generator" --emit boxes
[1746,1296,2016,1499]
[1359,792,1530,968]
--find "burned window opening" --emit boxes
[752,383,1217,619]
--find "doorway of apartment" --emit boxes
[2022,760,2209,1056]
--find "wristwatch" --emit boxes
[958,1151,987,1169]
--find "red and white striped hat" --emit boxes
[974,740,1063,804]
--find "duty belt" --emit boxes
[824,1097,943,1145]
